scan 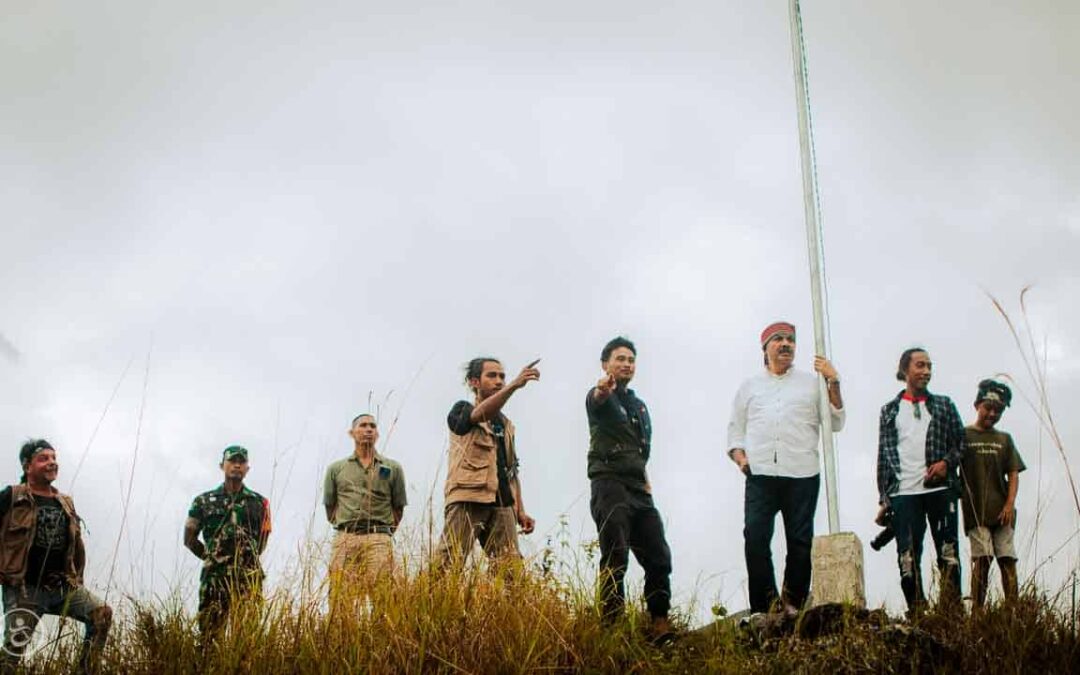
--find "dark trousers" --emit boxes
[890,490,961,610]
[743,474,819,613]
[589,478,672,619]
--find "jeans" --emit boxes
[2,583,111,671]
[590,479,672,619]
[743,474,819,613]
[890,490,961,610]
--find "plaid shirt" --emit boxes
[876,390,965,502]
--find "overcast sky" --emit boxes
[2,0,1078,621]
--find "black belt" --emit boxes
[337,521,393,535]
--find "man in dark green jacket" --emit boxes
[587,337,672,641]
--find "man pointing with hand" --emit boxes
[587,336,673,642]
[435,356,538,569]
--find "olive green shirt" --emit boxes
[960,426,1026,532]
[323,453,407,528]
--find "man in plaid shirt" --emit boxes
[876,347,965,613]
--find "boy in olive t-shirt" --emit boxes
[960,380,1026,608]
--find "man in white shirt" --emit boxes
[726,321,844,614]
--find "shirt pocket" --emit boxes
[0,520,32,571]
[456,435,494,487]
[746,395,773,424]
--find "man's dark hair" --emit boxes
[18,438,53,484]
[464,357,501,390]
[601,337,636,363]
[351,413,376,427]
[896,347,928,382]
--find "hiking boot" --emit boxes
[648,616,675,645]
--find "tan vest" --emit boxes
[444,415,517,506]
[0,484,86,588]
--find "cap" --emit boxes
[222,445,249,462]
[975,380,1012,408]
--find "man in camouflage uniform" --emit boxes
[184,445,271,636]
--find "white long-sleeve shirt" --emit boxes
[727,368,845,478]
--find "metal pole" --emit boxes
[787,0,839,533]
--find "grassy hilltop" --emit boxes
[19,296,1075,673]
[21,556,1080,674]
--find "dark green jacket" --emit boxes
[586,387,651,488]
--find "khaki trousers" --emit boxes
[328,531,394,604]
[435,502,521,569]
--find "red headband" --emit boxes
[760,322,796,347]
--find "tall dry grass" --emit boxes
[13,529,1080,674]
[17,289,1080,672]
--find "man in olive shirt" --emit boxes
[961,380,1026,607]
[324,414,407,601]
[587,337,672,641]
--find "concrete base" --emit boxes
[810,532,866,608]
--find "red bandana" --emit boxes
[760,321,796,347]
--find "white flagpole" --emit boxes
[787,0,840,534]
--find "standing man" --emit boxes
[435,357,537,569]
[587,337,673,640]
[726,321,845,615]
[876,348,965,613]
[323,414,407,601]
[0,439,112,672]
[185,445,271,636]
[961,380,1025,608]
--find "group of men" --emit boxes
[726,323,1024,617]
[0,327,1027,668]
[316,339,674,638]
[874,349,1024,612]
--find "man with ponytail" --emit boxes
[435,356,539,569]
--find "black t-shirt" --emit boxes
[448,400,515,507]
[0,486,71,589]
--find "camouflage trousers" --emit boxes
[198,567,263,637]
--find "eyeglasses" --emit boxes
[912,400,922,420]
